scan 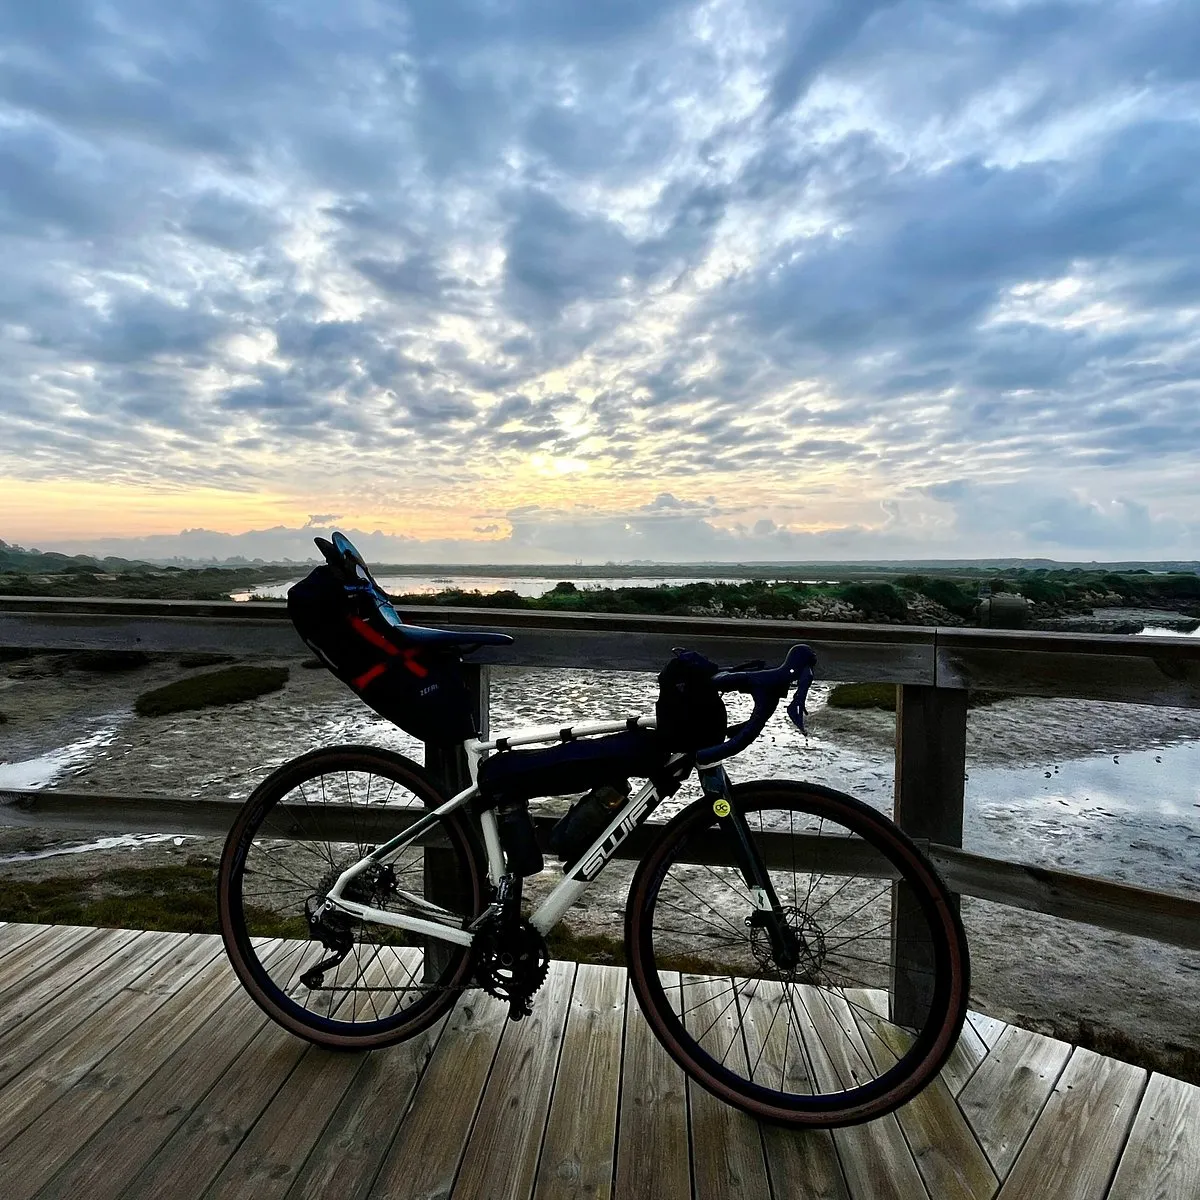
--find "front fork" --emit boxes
[699,767,800,971]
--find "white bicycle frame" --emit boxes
[319,714,691,947]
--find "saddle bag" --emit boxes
[287,565,477,745]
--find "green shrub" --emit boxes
[840,583,908,620]
[827,682,897,710]
[135,665,289,717]
[1015,577,1067,604]
[918,578,977,617]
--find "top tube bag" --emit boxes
[287,564,478,745]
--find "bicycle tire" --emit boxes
[217,744,487,1050]
[625,779,969,1127]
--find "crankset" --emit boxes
[473,916,550,1021]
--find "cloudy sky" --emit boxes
[2,0,1199,563]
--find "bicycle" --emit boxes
[216,532,970,1128]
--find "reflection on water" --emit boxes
[0,726,122,790]
[966,744,1200,892]
[0,833,191,864]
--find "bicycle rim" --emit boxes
[626,780,969,1126]
[217,745,486,1049]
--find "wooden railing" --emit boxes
[3,596,1200,959]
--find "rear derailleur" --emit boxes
[471,876,549,1021]
[299,861,398,990]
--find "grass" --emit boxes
[0,863,220,934]
[134,665,289,717]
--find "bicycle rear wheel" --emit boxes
[626,780,969,1127]
[217,745,486,1050]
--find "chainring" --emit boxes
[473,918,550,1019]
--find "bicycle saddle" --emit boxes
[315,532,514,650]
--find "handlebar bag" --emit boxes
[287,565,478,745]
[655,650,727,752]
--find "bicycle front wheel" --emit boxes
[217,745,487,1050]
[626,780,969,1127]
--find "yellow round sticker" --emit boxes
[712,798,731,818]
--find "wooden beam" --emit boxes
[928,843,1200,953]
[892,684,968,1025]
[6,789,1200,950]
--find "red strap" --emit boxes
[350,616,399,655]
[401,648,429,678]
[349,616,430,678]
[352,663,387,689]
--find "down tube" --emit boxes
[529,778,663,935]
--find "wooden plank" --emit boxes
[286,1015,448,1200]
[0,925,110,1008]
[450,961,575,1200]
[0,944,243,1197]
[680,974,771,1200]
[848,988,997,1200]
[533,963,626,1200]
[0,932,215,1146]
[0,929,173,1089]
[958,1025,1072,1179]
[614,974,691,1200]
[1107,1073,1200,1200]
[968,1010,1008,1050]
[893,684,967,1026]
[33,947,288,1200]
[996,1047,1146,1199]
[203,1043,365,1198]
[938,1017,989,1097]
[368,987,510,1199]
[136,938,391,1199]
[797,985,930,1200]
[117,1013,311,1198]
[738,978,849,1200]
[0,923,52,964]
[929,846,1200,953]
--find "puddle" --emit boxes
[0,833,192,864]
[0,725,123,790]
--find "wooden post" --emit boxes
[891,684,967,1026]
[421,664,489,979]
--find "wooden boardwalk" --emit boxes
[0,923,1195,1199]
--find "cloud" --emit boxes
[0,0,1197,558]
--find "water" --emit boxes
[0,725,122,789]
[3,666,1197,899]
[231,573,813,601]
[0,834,191,864]
[1137,625,1200,639]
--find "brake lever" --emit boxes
[786,661,815,733]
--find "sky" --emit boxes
[1,0,1199,564]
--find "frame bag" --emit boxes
[287,565,477,745]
